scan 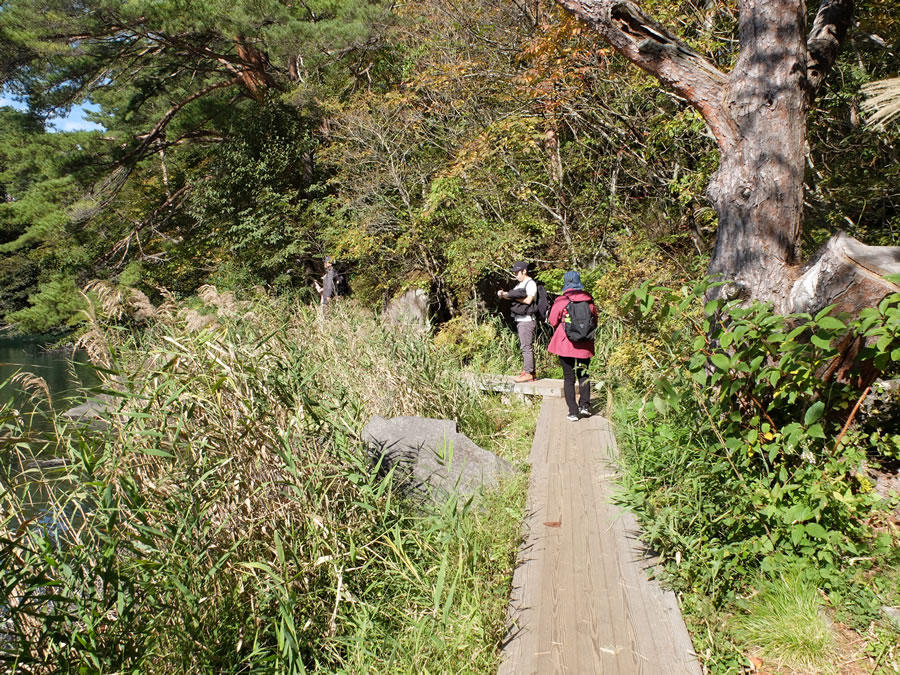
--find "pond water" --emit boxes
[0,334,98,415]
[1,335,100,527]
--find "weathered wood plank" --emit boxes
[499,398,701,675]
[591,416,701,674]
[535,405,567,673]
[570,438,621,675]
[467,373,565,398]
[584,421,644,674]
[605,481,701,673]
[498,397,561,675]
[574,423,622,674]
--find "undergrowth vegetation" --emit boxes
[731,573,839,674]
[0,288,535,673]
[608,278,900,671]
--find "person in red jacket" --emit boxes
[548,271,597,421]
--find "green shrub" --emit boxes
[421,257,899,672]
[7,274,87,334]
[613,277,900,660]
[433,314,500,364]
[731,572,839,674]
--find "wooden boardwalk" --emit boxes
[498,394,701,675]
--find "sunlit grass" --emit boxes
[731,573,839,674]
[1,288,535,673]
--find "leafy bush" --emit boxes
[433,314,500,364]
[433,310,562,378]
[188,102,321,281]
[7,275,87,334]
[615,278,900,604]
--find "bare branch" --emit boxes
[97,184,193,267]
[555,0,733,148]
[134,76,241,153]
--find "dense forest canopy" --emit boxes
[0,0,897,332]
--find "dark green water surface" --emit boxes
[1,335,100,527]
[0,334,98,413]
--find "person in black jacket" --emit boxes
[497,261,538,382]
[315,256,340,307]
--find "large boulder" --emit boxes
[361,416,515,502]
[383,288,429,329]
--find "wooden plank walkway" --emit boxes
[498,395,701,675]
[468,373,566,398]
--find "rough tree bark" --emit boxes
[556,0,900,325]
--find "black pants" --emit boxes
[558,356,591,416]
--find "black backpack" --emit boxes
[564,300,596,342]
[333,269,350,297]
[533,282,552,322]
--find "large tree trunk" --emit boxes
[554,0,900,310]
[556,0,900,382]
[705,0,808,310]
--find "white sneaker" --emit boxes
[579,407,591,418]
[567,414,579,422]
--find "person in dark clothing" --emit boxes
[315,256,339,307]
[497,261,538,382]
[547,271,597,421]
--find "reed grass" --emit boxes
[1,288,533,673]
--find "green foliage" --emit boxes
[431,311,555,378]
[537,266,605,296]
[1,291,530,672]
[731,572,839,673]
[189,102,322,280]
[610,277,900,669]
[563,235,703,391]
[0,107,103,328]
[805,0,900,251]
[615,277,900,601]
[6,274,86,333]
[317,2,716,310]
[433,315,501,364]
[0,0,396,331]
[0,0,896,343]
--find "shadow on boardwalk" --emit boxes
[498,395,701,675]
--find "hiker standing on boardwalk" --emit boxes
[548,271,597,421]
[497,261,538,383]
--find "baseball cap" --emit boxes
[511,261,528,273]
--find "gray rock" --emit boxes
[61,397,111,431]
[361,415,514,502]
[383,288,429,328]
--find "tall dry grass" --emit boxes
[1,287,530,673]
